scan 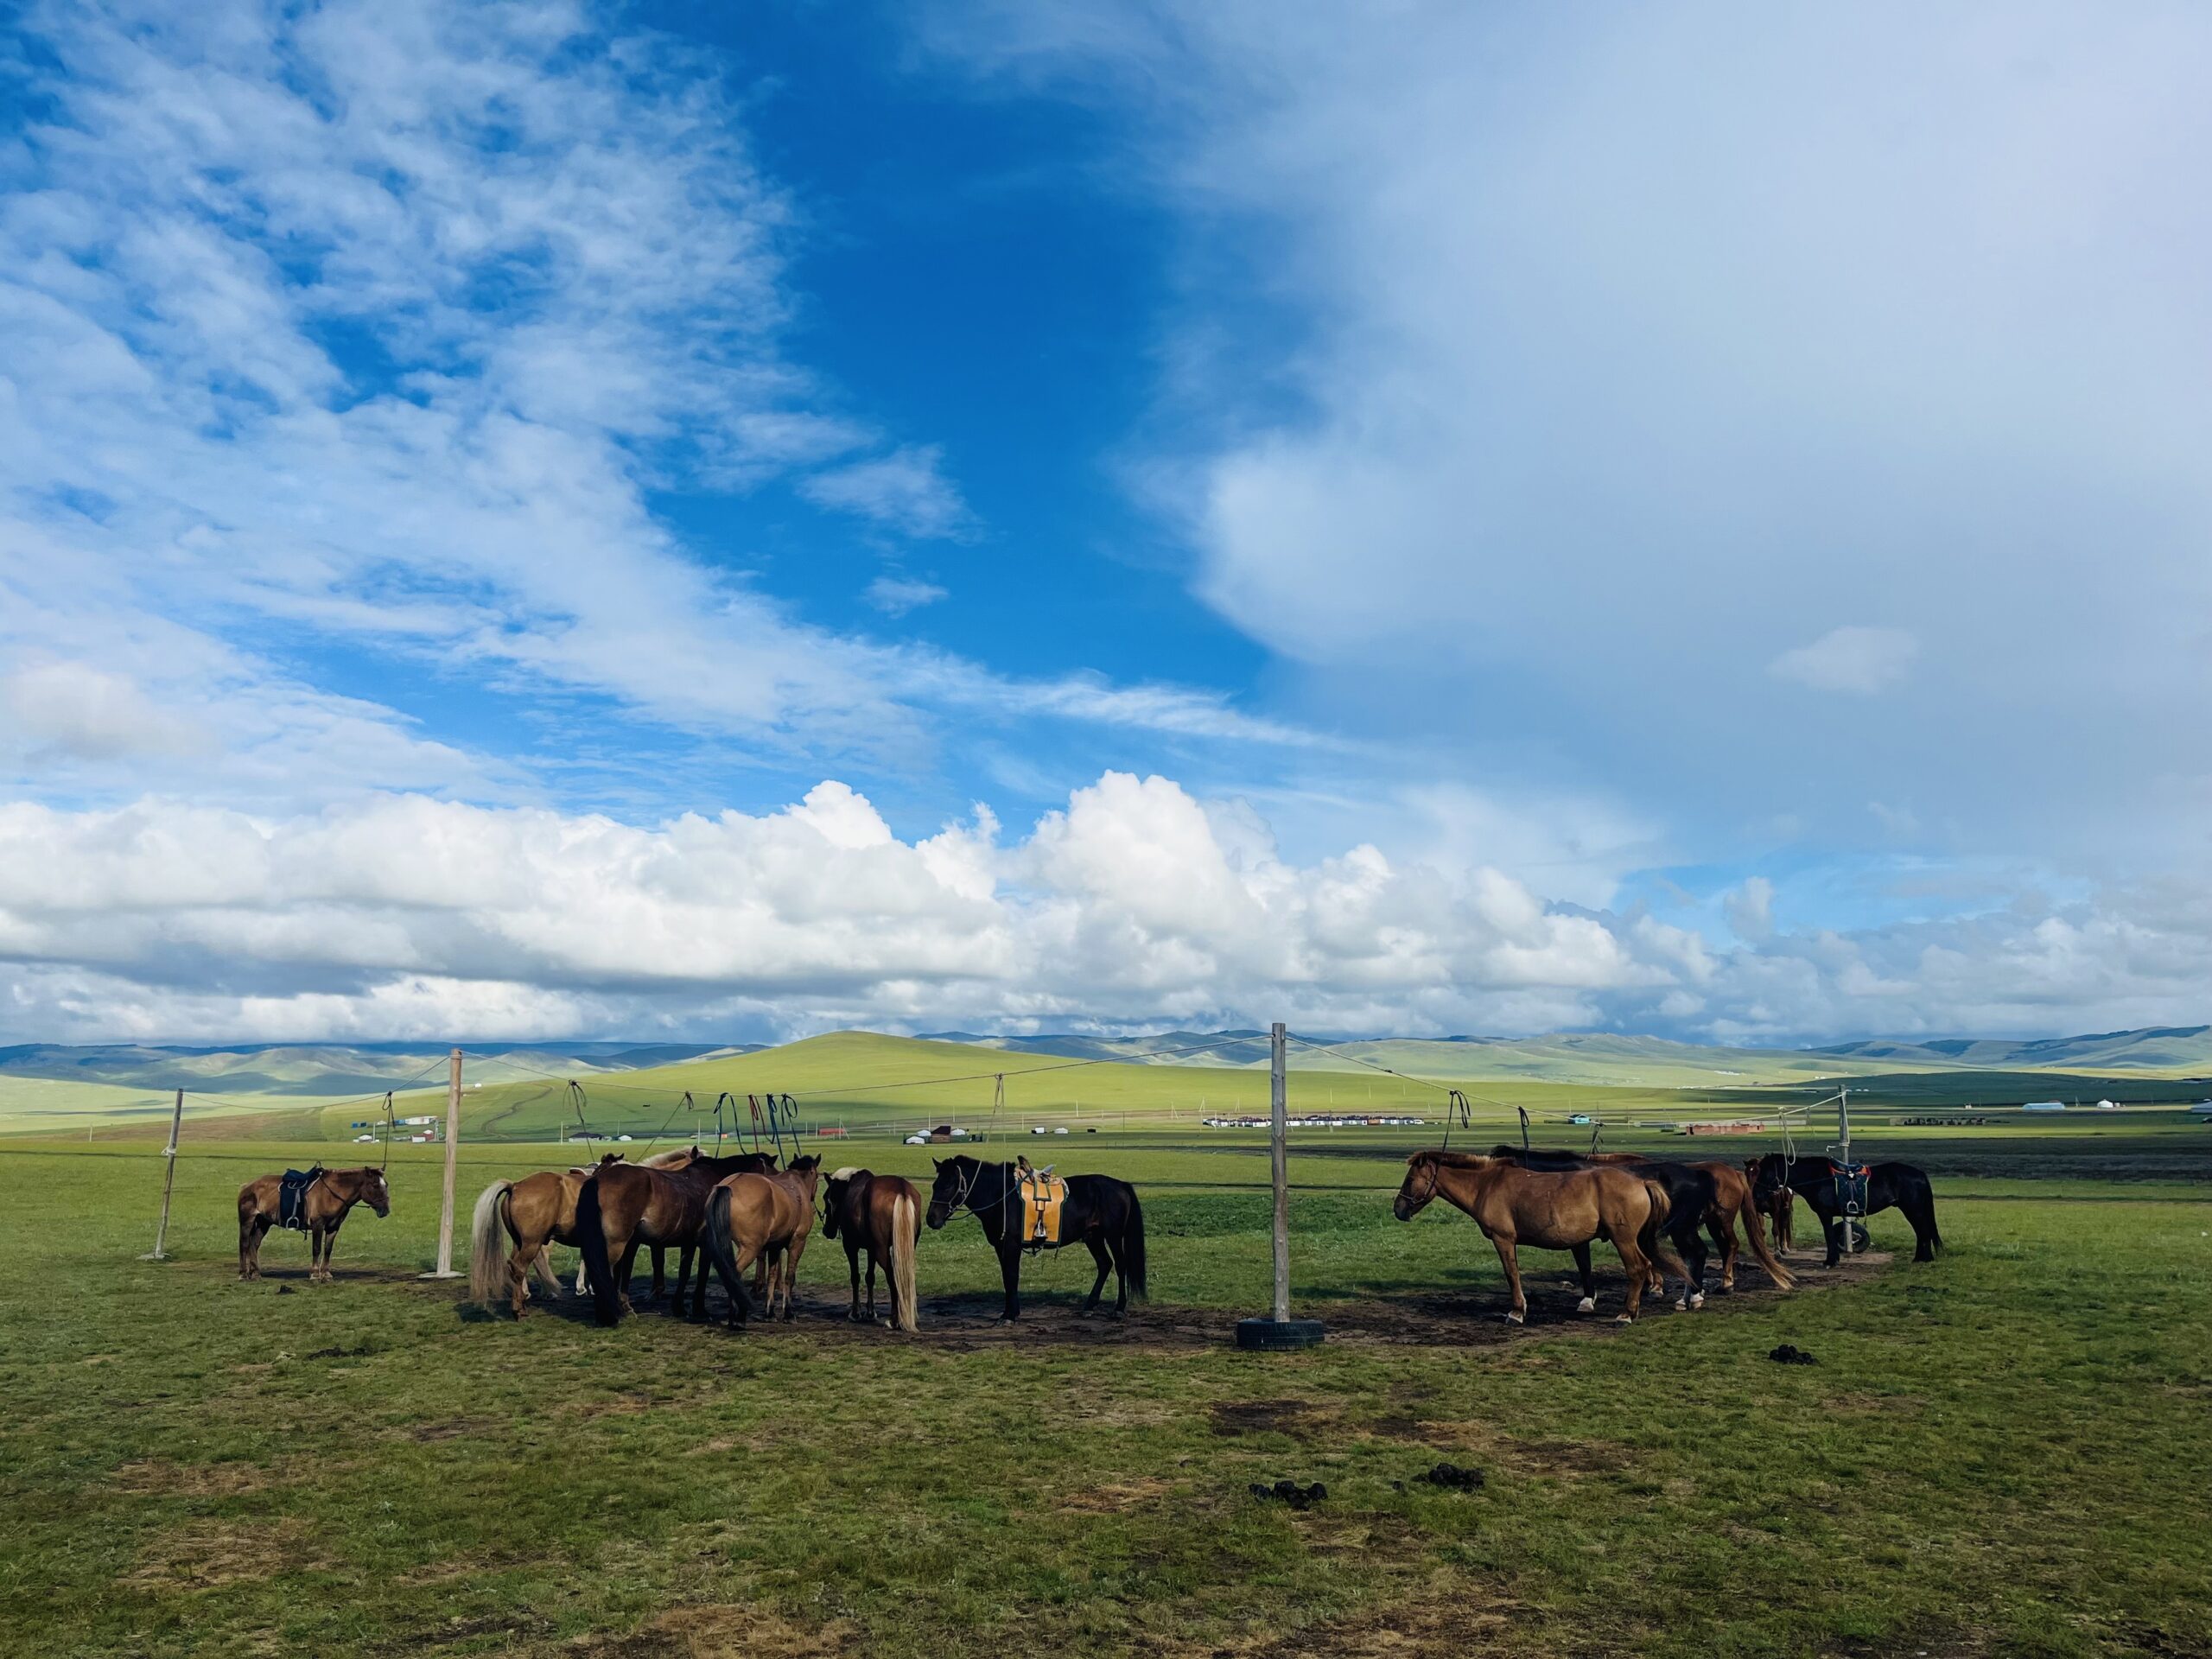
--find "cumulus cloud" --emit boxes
[3,772,2205,1045]
[1769,626,1919,695]
[0,661,207,762]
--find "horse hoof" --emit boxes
[1503,1311,1524,1325]
[1672,1297,1687,1311]
[1688,1293,1706,1309]
[1614,1313,1636,1325]
[1575,1297,1596,1315]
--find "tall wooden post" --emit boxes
[1269,1021,1290,1321]
[1837,1084,1855,1257]
[140,1088,185,1261]
[421,1047,462,1279]
[1236,1021,1322,1349]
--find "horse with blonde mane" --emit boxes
[467,1147,713,1319]
[1392,1150,1672,1324]
[822,1166,921,1332]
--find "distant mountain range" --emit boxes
[0,1041,762,1097]
[3,1023,2204,1099]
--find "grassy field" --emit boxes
[1,1114,2208,1658]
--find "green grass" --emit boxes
[1,1122,2208,1657]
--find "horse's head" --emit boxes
[1745,1154,1782,1205]
[359,1167,391,1217]
[785,1154,822,1195]
[925,1156,972,1230]
[1392,1153,1440,1221]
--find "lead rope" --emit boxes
[568,1079,591,1146]
[379,1091,394,1173]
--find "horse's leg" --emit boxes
[616,1239,642,1315]
[863,1247,879,1322]
[1491,1235,1528,1325]
[1615,1238,1648,1322]
[1816,1203,1844,1268]
[780,1234,807,1321]
[997,1241,1023,1321]
[1108,1229,1132,1316]
[1675,1224,1707,1310]
[1901,1184,1941,1262]
[308,1223,326,1283]
[1082,1236,1112,1314]
[321,1221,341,1283]
[238,1210,257,1281]
[509,1242,534,1319]
[1569,1243,1597,1314]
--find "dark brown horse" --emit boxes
[703,1157,823,1328]
[466,1148,709,1318]
[822,1166,921,1332]
[1393,1150,1669,1324]
[237,1166,390,1282]
[1498,1147,1796,1295]
[575,1149,777,1324]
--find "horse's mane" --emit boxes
[1412,1149,1494,1170]
[829,1166,865,1182]
[640,1147,695,1168]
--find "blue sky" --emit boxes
[0,1,2207,1045]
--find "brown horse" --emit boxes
[575,1148,777,1324]
[1572,1150,1796,1293]
[467,1149,702,1319]
[1392,1150,1669,1324]
[702,1156,823,1328]
[822,1166,920,1332]
[1745,1160,1798,1251]
[237,1166,391,1282]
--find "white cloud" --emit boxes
[0,660,207,762]
[924,3,2212,863]
[1769,626,1919,695]
[865,576,950,616]
[801,447,974,540]
[1724,876,1775,944]
[5,771,2202,1045]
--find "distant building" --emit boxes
[2020,1101,2066,1113]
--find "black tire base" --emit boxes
[1235,1317,1325,1351]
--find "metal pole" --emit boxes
[141,1087,184,1261]
[1270,1021,1289,1323]
[422,1047,461,1279]
[1838,1084,1854,1256]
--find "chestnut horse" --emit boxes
[822,1166,921,1332]
[1496,1147,1796,1295]
[575,1149,779,1325]
[467,1148,705,1319]
[237,1166,391,1282]
[1392,1150,1670,1324]
[703,1157,823,1328]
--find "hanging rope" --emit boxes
[713,1091,736,1155]
[1517,1103,1531,1153]
[567,1079,593,1146]
[379,1091,395,1172]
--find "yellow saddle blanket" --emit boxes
[1014,1168,1069,1245]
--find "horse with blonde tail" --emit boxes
[823,1167,922,1332]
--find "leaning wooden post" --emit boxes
[140,1087,185,1261]
[421,1047,462,1279]
[1236,1021,1323,1350]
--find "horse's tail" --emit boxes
[1123,1187,1148,1302]
[1738,1188,1796,1289]
[1636,1179,1672,1272]
[576,1173,622,1326]
[467,1180,513,1306]
[703,1182,755,1325]
[890,1189,919,1333]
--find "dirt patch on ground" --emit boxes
[1357,1414,1630,1479]
[111,1458,293,1497]
[1057,1476,1180,1514]
[1210,1397,1331,1439]
[555,1603,856,1658]
[124,1516,327,1590]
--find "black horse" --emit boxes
[1492,1146,1714,1307]
[925,1156,1147,1320]
[1747,1154,1942,1267]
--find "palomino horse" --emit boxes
[466,1148,703,1319]
[575,1149,779,1325]
[237,1166,391,1282]
[925,1155,1147,1321]
[702,1156,823,1328]
[1392,1150,1669,1324]
[1493,1146,1796,1299]
[1747,1154,1941,1267]
[822,1166,921,1332]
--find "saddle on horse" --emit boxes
[1013,1165,1068,1248]
[1828,1160,1871,1217]
[278,1166,325,1232]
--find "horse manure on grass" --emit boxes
[1769,1343,1818,1365]
[1414,1461,1484,1491]
[1249,1479,1328,1510]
